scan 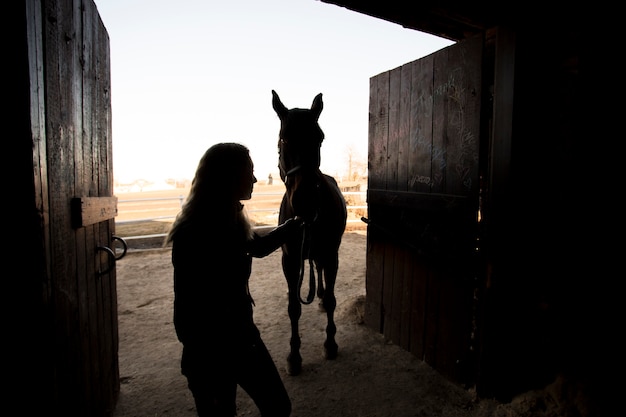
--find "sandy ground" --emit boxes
[112,232,574,417]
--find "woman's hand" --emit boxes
[292,216,306,227]
[247,217,304,258]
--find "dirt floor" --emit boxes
[112,231,576,417]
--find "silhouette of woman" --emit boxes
[165,143,299,416]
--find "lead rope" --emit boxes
[298,222,316,305]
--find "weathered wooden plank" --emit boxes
[397,63,411,192]
[92,1,120,405]
[387,66,401,190]
[409,260,428,358]
[80,8,97,411]
[17,2,54,412]
[381,230,396,341]
[26,0,52,299]
[442,35,482,195]
[409,54,435,194]
[44,0,84,413]
[397,245,412,350]
[84,1,113,411]
[365,72,390,331]
[384,67,401,343]
[71,196,118,228]
[387,243,406,347]
[431,46,449,194]
[368,71,389,191]
[423,36,483,379]
[364,211,384,331]
[422,267,440,366]
[437,269,475,384]
[489,28,514,209]
[404,55,435,352]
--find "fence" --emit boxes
[116,190,367,242]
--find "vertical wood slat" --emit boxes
[420,266,438,365]
[409,259,427,358]
[407,55,434,357]
[21,1,55,411]
[368,71,389,190]
[82,1,118,413]
[397,64,411,192]
[364,72,388,331]
[81,1,100,412]
[396,246,412,350]
[436,36,482,383]
[431,47,449,194]
[405,55,432,357]
[426,46,448,370]
[386,66,401,189]
[27,0,51,273]
[396,64,413,350]
[443,38,482,195]
[72,1,96,411]
[95,2,120,408]
[409,55,435,194]
[44,0,82,412]
[383,67,401,342]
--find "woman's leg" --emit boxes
[182,347,238,416]
[237,339,291,417]
[186,375,237,416]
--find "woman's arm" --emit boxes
[246,217,304,258]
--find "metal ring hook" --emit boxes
[96,245,116,276]
[112,235,128,260]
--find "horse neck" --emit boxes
[284,165,322,188]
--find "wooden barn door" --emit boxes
[25,0,120,414]
[365,34,483,387]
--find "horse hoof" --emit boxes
[287,361,302,376]
[287,353,302,376]
[324,341,338,360]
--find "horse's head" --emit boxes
[272,90,324,181]
[272,90,325,220]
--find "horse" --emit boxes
[272,90,347,376]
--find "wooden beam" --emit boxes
[71,196,118,228]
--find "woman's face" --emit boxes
[236,157,257,201]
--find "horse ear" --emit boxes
[272,90,289,119]
[311,93,323,121]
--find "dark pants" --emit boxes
[182,338,291,416]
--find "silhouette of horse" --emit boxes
[272,90,347,376]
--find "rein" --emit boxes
[284,164,318,305]
[283,165,301,185]
[298,223,316,305]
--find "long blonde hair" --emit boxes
[165,143,253,245]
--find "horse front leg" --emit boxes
[322,255,339,360]
[316,262,326,311]
[283,253,303,376]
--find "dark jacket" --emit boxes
[171,217,300,354]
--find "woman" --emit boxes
[165,143,299,416]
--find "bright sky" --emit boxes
[95,0,454,184]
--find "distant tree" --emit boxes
[345,144,367,181]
